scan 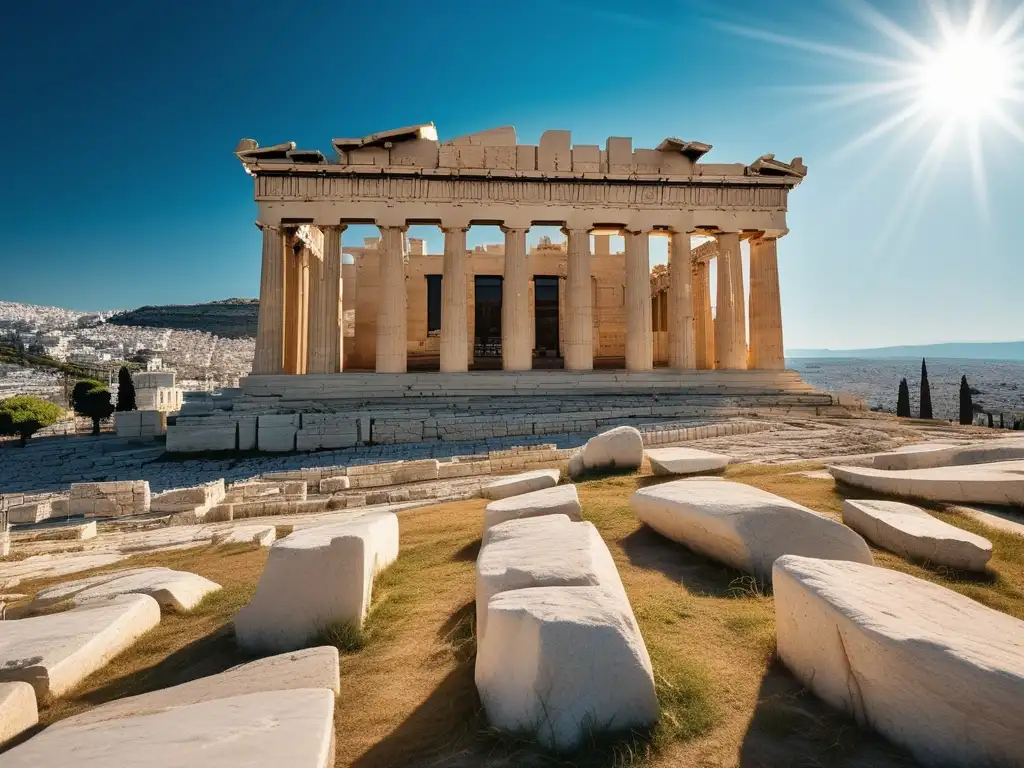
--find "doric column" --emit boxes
[624,230,653,371]
[563,227,593,371]
[501,225,532,371]
[253,224,285,375]
[714,232,745,370]
[376,225,408,373]
[691,260,714,369]
[440,225,469,373]
[668,232,695,369]
[307,225,345,374]
[749,236,785,370]
[283,235,311,375]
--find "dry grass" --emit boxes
[7,464,1024,767]
[16,544,269,729]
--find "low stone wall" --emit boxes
[115,411,167,439]
[69,481,151,517]
[639,419,772,446]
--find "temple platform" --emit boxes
[239,369,820,400]
[164,370,863,454]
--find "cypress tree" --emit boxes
[959,375,973,425]
[919,359,933,419]
[1000,413,1005,429]
[988,412,995,428]
[115,366,137,412]
[896,378,911,418]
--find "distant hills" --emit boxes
[788,341,1024,361]
[107,299,258,339]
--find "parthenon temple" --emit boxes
[158,123,842,453]
[236,123,805,378]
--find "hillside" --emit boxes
[788,341,1024,361]
[107,298,258,338]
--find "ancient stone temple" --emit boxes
[165,124,844,453]
[237,124,801,376]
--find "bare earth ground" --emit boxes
[7,455,1024,767]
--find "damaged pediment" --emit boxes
[748,154,807,178]
[656,137,712,161]
[235,140,296,162]
[331,123,438,154]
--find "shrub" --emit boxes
[71,379,114,435]
[0,395,64,446]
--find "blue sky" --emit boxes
[1,0,1022,349]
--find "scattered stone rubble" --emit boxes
[234,512,399,653]
[774,555,1024,767]
[474,513,657,751]
[842,499,992,571]
[631,478,873,580]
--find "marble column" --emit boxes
[502,226,532,371]
[563,228,593,371]
[376,225,408,373]
[624,230,653,371]
[440,226,469,373]
[307,225,345,374]
[749,236,785,370]
[253,224,285,375]
[692,260,714,369]
[283,236,310,375]
[714,232,745,370]
[668,232,695,369]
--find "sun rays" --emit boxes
[716,0,1024,230]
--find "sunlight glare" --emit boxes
[916,32,1016,119]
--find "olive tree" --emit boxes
[0,395,65,446]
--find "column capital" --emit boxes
[499,224,530,234]
[255,221,282,233]
[664,213,696,235]
[441,223,470,234]
[749,228,788,242]
[560,225,594,237]
[375,212,408,231]
[314,222,348,233]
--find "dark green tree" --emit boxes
[897,378,911,417]
[71,379,115,435]
[919,359,933,419]
[959,375,973,425]
[116,366,137,412]
[0,395,64,446]
[988,412,995,428]
[1000,413,1005,429]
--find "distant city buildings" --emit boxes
[0,301,254,404]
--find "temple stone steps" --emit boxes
[240,370,817,401]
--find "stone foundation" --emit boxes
[163,370,853,455]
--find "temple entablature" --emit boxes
[236,123,806,184]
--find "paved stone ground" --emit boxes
[0,414,995,496]
[0,431,599,495]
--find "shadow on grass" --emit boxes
[453,538,481,562]
[78,625,250,707]
[620,524,758,599]
[738,660,918,767]
[351,649,482,767]
[437,600,476,663]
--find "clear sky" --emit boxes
[1,0,1022,349]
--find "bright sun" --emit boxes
[719,0,1024,224]
[916,32,1016,120]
